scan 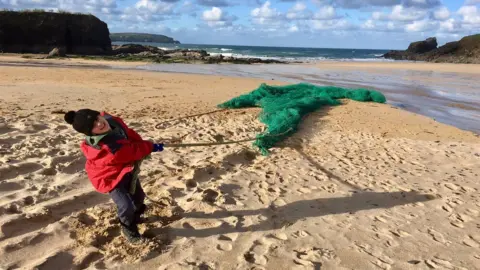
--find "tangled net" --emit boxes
[217,83,386,155]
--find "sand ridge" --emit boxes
[0,64,479,269]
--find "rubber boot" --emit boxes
[120,221,145,245]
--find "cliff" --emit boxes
[383,34,480,64]
[0,10,111,55]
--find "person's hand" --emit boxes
[152,143,164,152]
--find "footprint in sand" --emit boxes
[424,257,465,270]
[449,213,473,228]
[292,230,310,239]
[444,183,460,191]
[0,163,44,181]
[223,149,258,166]
[269,232,288,241]
[427,228,448,245]
[463,235,480,248]
[293,246,337,266]
[217,232,239,251]
[243,238,272,266]
[356,243,393,269]
[184,165,222,184]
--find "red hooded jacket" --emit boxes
[80,112,154,193]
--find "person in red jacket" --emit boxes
[64,109,164,245]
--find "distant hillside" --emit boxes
[110,33,180,44]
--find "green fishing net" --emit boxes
[217,83,386,155]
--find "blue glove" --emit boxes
[153,143,164,152]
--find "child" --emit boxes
[64,109,164,245]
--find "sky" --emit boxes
[1,0,480,49]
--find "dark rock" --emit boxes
[205,55,285,64]
[434,41,459,55]
[407,37,437,54]
[165,49,208,59]
[0,10,111,55]
[111,44,163,55]
[165,49,208,57]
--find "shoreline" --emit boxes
[3,53,480,73]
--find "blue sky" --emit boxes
[1,0,479,49]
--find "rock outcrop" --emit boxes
[407,37,438,54]
[383,34,480,64]
[108,44,285,64]
[0,10,111,55]
[111,44,164,55]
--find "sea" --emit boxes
[112,42,392,62]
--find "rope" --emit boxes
[164,137,256,148]
[155,109,227,129]
[163,128,293,148]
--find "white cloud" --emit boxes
[405,19,437,32]
[291,2,306,12]
[202,6,222,21]
[458,5,480,25]
[288,25,299,32]
[134,0,173,13]
[361,18,403,32]
[120,0,177,23]
[433,6,450,21]
[311,18,352,30]
[251,1,281,19]
[251,1,282,25]
[372,5,428,21]
[362,19,375,29]
[312,0,440,9]
[201,6,236,27]
[313,6,338,20]
[438,18,462,33]
[0,0,118,13]
[390,5,428,21]
[465,0,480,5]
[286,2,312,20]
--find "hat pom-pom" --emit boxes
[64,111,76,124]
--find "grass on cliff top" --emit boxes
[459,34,480,45]
[0,9,92,16]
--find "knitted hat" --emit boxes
[64,109,100,136]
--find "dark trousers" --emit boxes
[109,173,146,228]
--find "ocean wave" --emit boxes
[220,48,232,51]
[207,52,395,62]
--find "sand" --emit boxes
[0,59,479,270]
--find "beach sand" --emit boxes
[0,59,479,270]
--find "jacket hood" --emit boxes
[81,137,108,161]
